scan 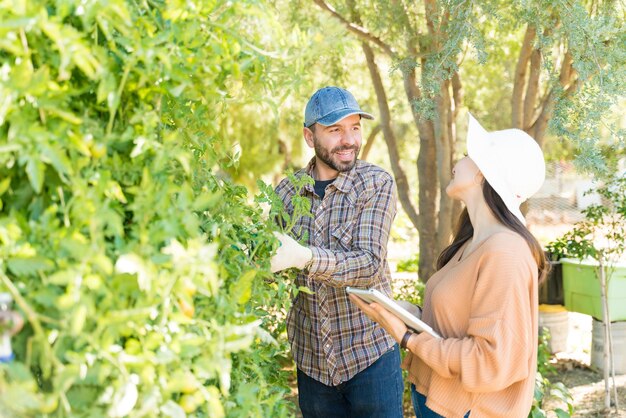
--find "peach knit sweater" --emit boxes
[402,231,538,418]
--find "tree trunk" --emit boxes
[530,51,578,147]
[512,26,536,129]
[523,48,542,129]
[449,73,463,228]
[362,42,420,231]
[436,79,454,252]
[599,259,612,410]
[402,66,439,282]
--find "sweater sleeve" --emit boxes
[407,250,536,393]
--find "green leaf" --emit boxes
[554,408,571,418]
[41,144,74,179]
[530,406,546,418]
[160,400,185,418]
[25,156,45,194]
[231,269,256,305]
[0,178,11,195]
[297,285,314,295]
[7,256,54,277]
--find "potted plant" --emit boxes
[548,174,626,411]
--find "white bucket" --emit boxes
[591,319,626,374]
[538,306,569,353]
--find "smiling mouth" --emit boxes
[335,149,355,161]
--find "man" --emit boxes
[270,86,403,417]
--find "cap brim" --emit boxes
[466,113,526,225]
[316,109,374,126]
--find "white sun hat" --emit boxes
[466,113,546,225]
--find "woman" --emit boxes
[350,114,549,418]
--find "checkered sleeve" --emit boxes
[308,176,397,287]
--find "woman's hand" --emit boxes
[349,294,408,343]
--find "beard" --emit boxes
[313,136,360,173]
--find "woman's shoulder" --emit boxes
[481,230,533,257]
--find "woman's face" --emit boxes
[446,156,482,200]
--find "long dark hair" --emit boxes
[436,181,549,283]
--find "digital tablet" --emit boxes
[346,287,441,338]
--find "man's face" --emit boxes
[305,114,362,174]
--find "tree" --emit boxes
[309,0,625,281]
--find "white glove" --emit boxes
[270,232,313,273]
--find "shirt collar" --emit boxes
[305,157,355,194]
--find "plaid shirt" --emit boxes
[275,157,397,386]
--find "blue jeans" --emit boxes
[297,345,403,418]
[411,384,470,418]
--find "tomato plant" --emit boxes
[0,1,305,416]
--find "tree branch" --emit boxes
[361,124,381,161]
[529,49,579,144]
[523,48,542,128]
[451,71,462,120]
[313,0,396,57]
[362,42,420,229]
[530,89,553,147]
[512,25,536,128]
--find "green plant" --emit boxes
[396,254,419,273]
[0,1,310,417]
[529,330,574,418]
[547,174,626,410]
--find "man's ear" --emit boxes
[303,126,315,148]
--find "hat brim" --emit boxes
[466,114,527,225]
[315,109,374,127]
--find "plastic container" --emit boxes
[538,304,569,353]
[539,260,564,305]
[591,319,626,374]
[561,258,626,321]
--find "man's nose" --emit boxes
[340,132,357,146]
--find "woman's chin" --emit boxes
[445,184,456,198]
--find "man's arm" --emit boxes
[307,176,397,287]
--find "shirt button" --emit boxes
[325,344,330,348]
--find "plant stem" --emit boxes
[107,65,132,135]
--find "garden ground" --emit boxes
[543,312,626,417]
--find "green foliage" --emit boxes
[530,371,574,418]
[532,1,626,176]
[548,175,626,264]
[0,0,306,416]
[391,277,424,310]
[396,254,419,273]
[542,175,626,416]
[529,330,574,417]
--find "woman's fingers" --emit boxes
[348,294,378,319]
[348,294,407,342]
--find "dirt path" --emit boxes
[543,312,626,417]
[545,360,626,417]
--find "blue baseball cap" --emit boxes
[304,86,374,128]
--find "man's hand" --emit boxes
[270,232,313,273]
[0,311,24,336]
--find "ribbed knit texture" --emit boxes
[402,231,538,418]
